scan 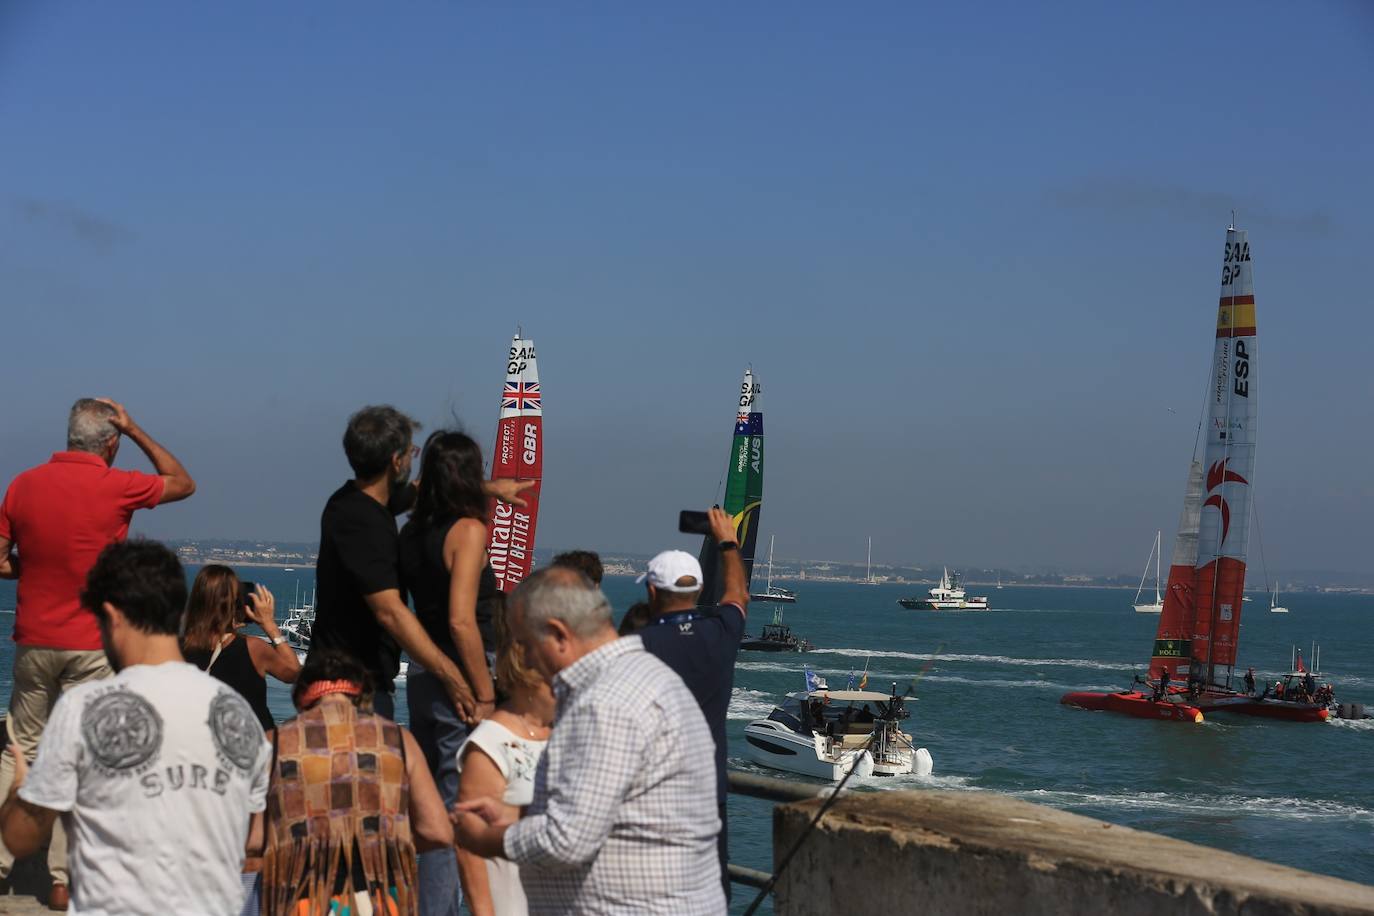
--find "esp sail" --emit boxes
[1148,227,1258,685]
[486,334,543,592]
[699,368,764,602]
[1191,227,1258,684]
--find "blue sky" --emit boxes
[3,2,1372,574]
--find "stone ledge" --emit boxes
[773,789,1374,915]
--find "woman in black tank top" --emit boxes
[398,432,499,794]
[182,565,302,730]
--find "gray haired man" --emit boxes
[454,566,726,915]
[0,399,194,908]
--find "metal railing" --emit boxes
[725,771,834,894]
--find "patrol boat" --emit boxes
[898,568,989,610]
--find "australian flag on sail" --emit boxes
[734,412,763,436]
[804,669,823,693]
[503,381,542,413]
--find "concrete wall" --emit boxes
[773,789,1374,915]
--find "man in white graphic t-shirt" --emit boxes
[0,539,271,916]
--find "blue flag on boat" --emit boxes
[804,669,822,693]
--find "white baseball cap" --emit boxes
[636,550,704,593]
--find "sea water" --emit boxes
[2,574,1371,913]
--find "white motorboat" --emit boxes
[897,568,988,610]
[1133,530,1164,614]
[744,685,933,781]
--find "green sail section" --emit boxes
[699,369,763,603]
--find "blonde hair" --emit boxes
[493,595,542,695]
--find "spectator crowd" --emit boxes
[0,399,746,915]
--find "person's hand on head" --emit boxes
[708,506,737,545]
[93,398,134,433]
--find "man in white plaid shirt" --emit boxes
[455,566,726,915]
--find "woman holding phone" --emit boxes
[182,564,301,730]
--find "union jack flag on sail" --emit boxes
[503,381,541,412]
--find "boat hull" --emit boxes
[1133,602,1163,614]
[739,638,804,653]
[743,721,873,781]
[1060,690,1204,723]
[898,599,990,610]
[1195,693,1328,722]
[750,593,797,604]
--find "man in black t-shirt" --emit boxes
[310,406,531,719]
[636,506,748,901]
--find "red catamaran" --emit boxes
[1063,225,1328,725]
[486,332,543,592]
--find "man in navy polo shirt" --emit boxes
[635,507,748,901]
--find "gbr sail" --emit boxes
[486,334,543,592]
[699,368,764,601]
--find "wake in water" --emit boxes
[814,647,1136,673]
[1012,788,1374,825]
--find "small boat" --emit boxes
[744,682,933,781]
[279,582,315,651]
[1270,584,1289,614]
[750,536,798,604]
[740,608,812,653]
[1132,531,1164,614]
[897,568,989,610]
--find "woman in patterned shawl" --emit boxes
[258,650,453,915]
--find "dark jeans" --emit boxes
[407,663,468,916]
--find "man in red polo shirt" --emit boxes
[0,398,194,908]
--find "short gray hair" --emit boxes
[514,566,612,639]
[67,399,118,453]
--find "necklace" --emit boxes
[512,710,544,740]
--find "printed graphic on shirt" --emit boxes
[81,688,164,775]
[208,689,261,773]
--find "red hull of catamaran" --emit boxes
[1194,694,1329,723]
[1060,691,1204,724]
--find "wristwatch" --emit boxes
[719,541,739,552]
[269,635,289,647]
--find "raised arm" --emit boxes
[364,590,477,723]
[444,519,497,721]
[96,399,195,503]
[242,586,301,685]
[710,506,749,615]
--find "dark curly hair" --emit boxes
[552,550,603,586]
[413,430,486,528]
[292,648,376,709]
[81,539,187,635]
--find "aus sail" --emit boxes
[1191,228,1258,682]
[487,334,543,592]
[699,368,764,602]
